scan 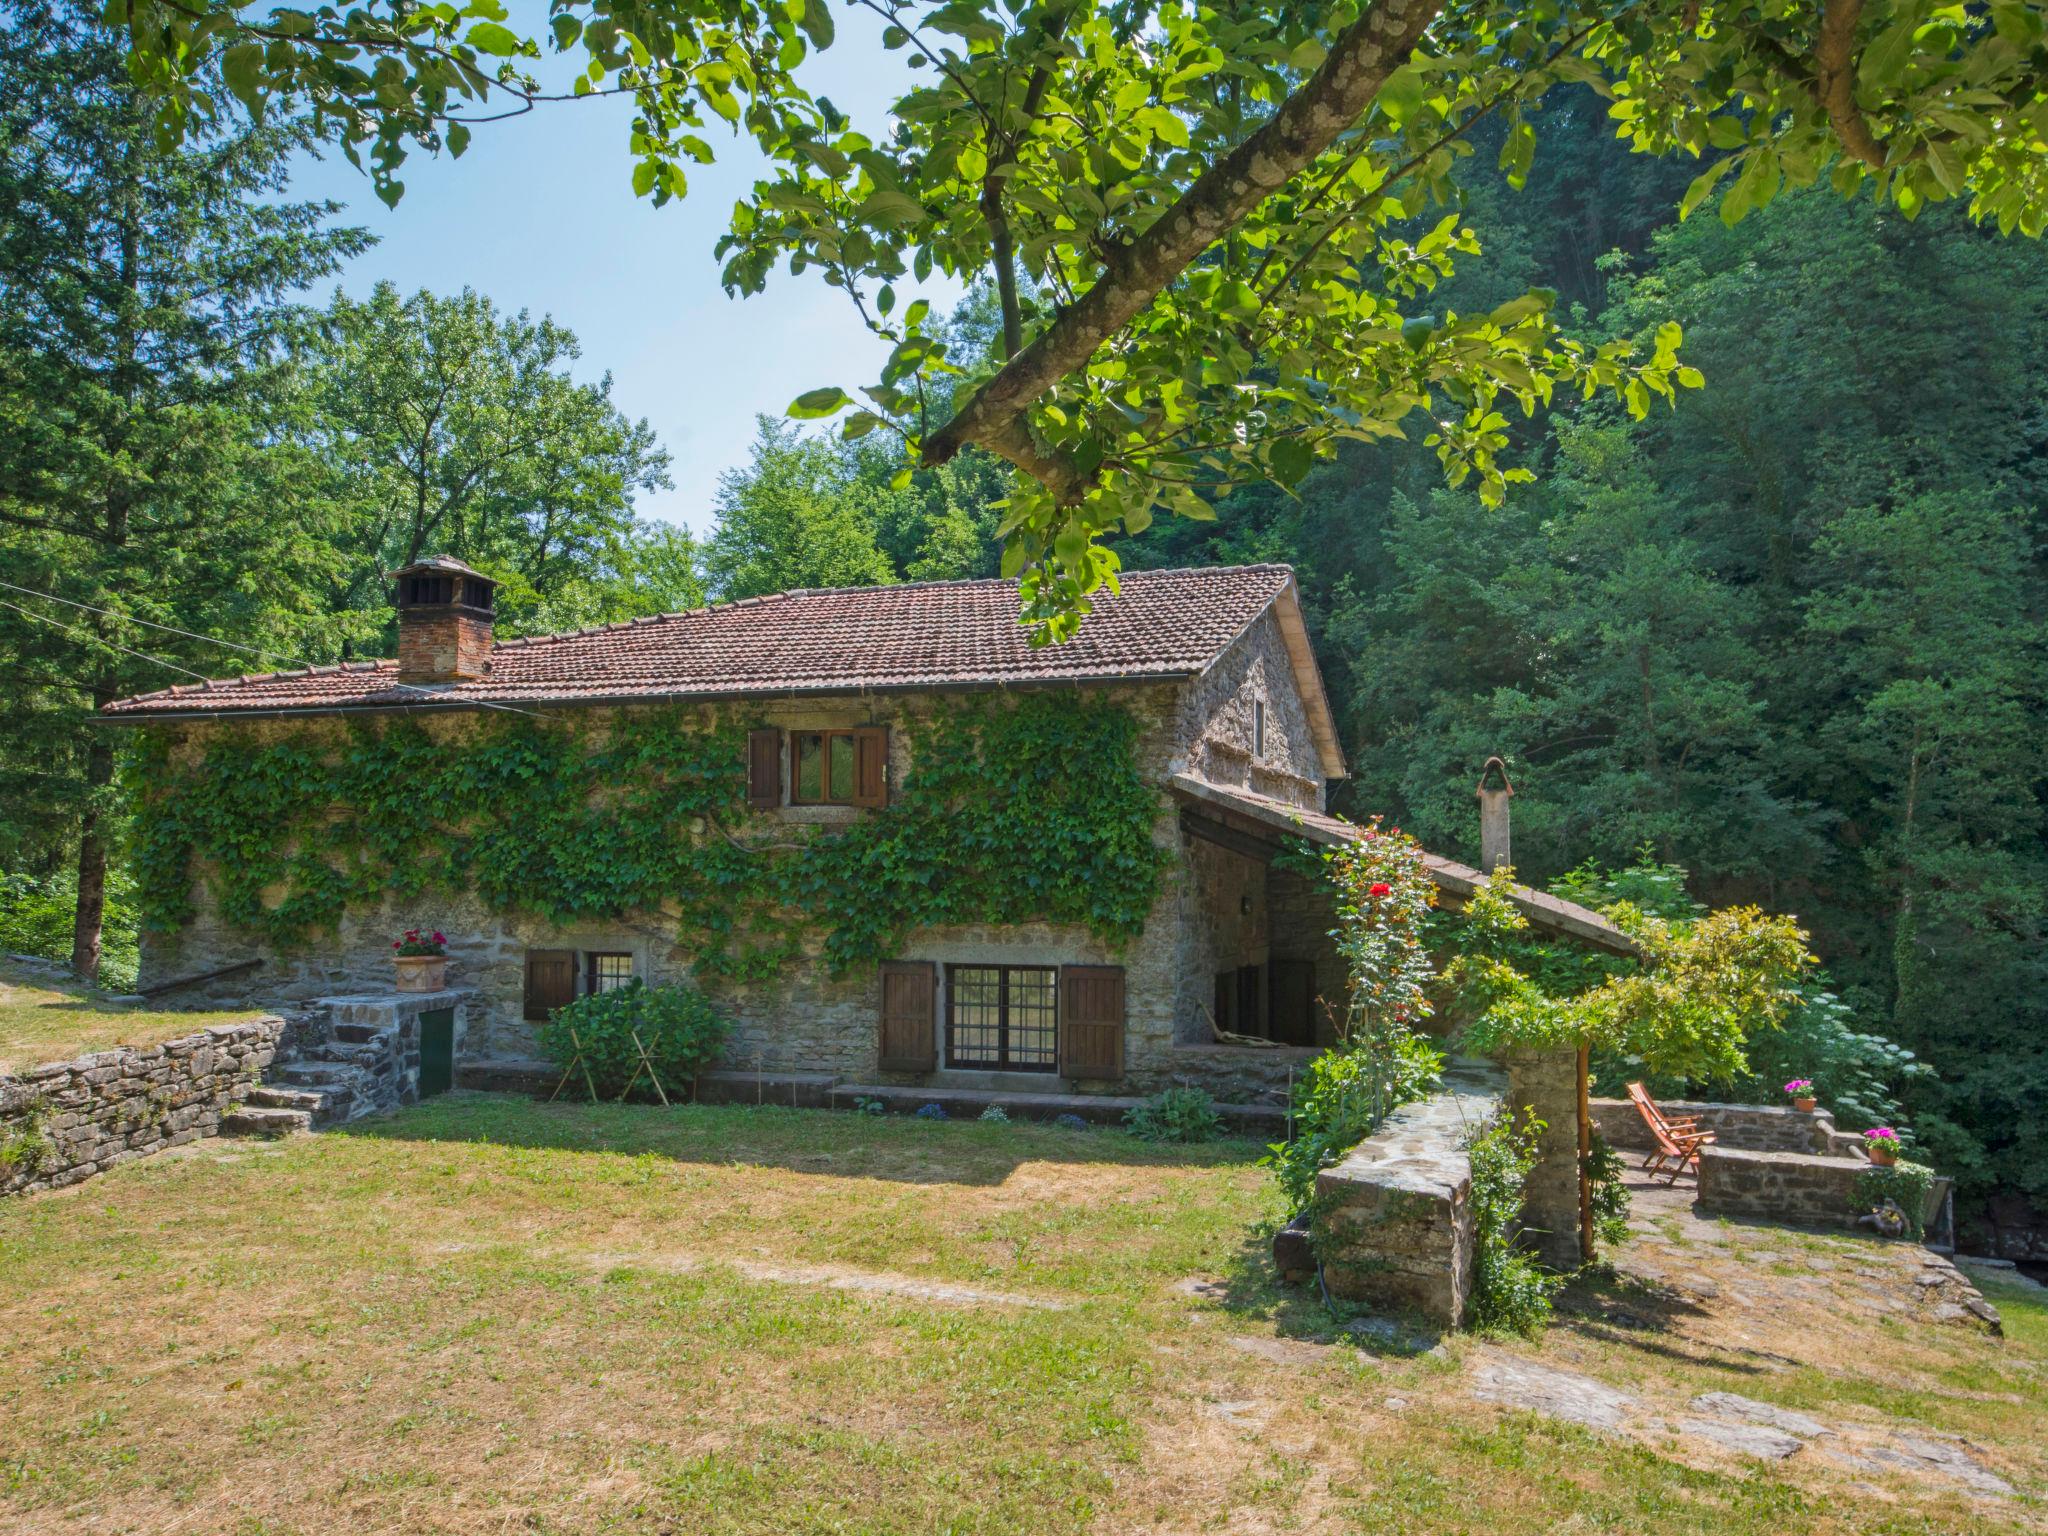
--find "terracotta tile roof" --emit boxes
[101,566,1300,720]
[1169,774,1638,955]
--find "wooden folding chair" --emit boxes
[1627,1081,1716,1183]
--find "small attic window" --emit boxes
[1252,698,1267,759]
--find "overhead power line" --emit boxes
[0,577,553,721]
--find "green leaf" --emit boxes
[788,386,851,418]
[466,21,521,55]
[796,0,834,49]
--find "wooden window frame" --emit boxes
[789,726,887,808]
[586,951,636,995]
[944,963,1059,1073]
[523,948,578,1022]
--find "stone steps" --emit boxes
[221,1105,312,1138]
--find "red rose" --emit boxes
[1369,882,1392,898]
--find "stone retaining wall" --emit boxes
[1,1017,284,1196]
[1696,1146,1875,1228]
[1591,1097,1861,1158]
[1313,1058,1507,1326]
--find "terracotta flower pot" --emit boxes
[1794,1096,1817,1113]
[1867,1141,1898,1167]
[394,953,447,993]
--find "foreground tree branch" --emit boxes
[921,0,1445,493]
[1815,0,1884,171]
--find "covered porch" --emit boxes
[1170,773,1636,1053]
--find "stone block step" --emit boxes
[222,1105,312,1138]
[276,1062,352,1087]
[315,1041,385,1065]
[246,1086,327,1111]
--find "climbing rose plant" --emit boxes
[1326,819,1438,1044]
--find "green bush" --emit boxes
[537,979,729,1100]
[1586,1132,1632,1249]
[1467,1110,1559,1336]
[1853,1159,1937,1240]
[1123,1087,1223,1143]
[1265,1031,1445,1213]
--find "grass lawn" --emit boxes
[0,1096,2041,1535]
[0,964,263,1075]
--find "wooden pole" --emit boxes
[1577,1040,1595,1260]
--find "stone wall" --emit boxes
[1696,1146,1881,1229]
[1313,1058,1507,1326]
[1173,608,1327,810]
[1590,1097,1857,1158]
[1,1016,283,1196]
[1504,1048,1584,1270]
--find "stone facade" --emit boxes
[135,610,1348,1105]
[0,1016,284,1195]
[1312,1058,1508,1325]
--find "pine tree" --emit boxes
[0,0,367,977]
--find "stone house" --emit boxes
[102,556,1623,1109]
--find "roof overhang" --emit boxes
[1170,773,1637,957]
[96,669,1204,725]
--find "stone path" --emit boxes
[1460,1171,2023,1499]
[1468,1350,2012,1491]
[585,1249,1070,1310]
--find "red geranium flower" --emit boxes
[1369,882,1392,898]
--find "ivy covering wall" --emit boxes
[130,695,1169,978]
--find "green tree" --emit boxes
[703,418,897,598]
[114,0,2048,631]
[0,0,368,977]
[286,282,673,643]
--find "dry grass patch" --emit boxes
[0,1095,2042,1535]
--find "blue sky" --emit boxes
[287,9,961,534]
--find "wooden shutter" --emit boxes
[851,726,889,808]
[878,960,936,1072]
[1060,965,1125,1081]
[746,728,782,810]
[523,949,577,1021]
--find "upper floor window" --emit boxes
[794,730,861,805]
[1252,698,1268,760]
[748,725,889,810]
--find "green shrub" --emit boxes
[1467,1110,1559,1336]
[1853,1159,1936,1240]
[537,979,729,1100]
[1124,1087,1223,1143]
[1586,1131,1632,1249]
[1264,1032,1445,1212]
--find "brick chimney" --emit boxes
[1476,756,1513,874]
[390,556,495,683]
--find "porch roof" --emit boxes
[1169,774,1638,957]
